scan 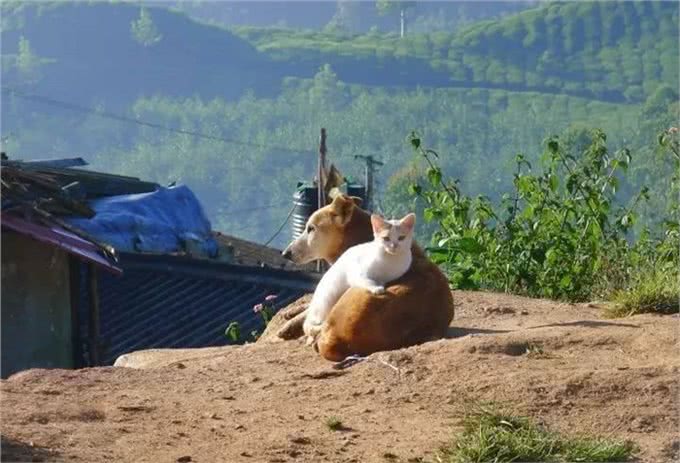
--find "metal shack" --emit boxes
[1,156,317,377]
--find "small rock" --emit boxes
[240,451,252,457]
[630,416,654,432]
[520,310,529,315]
[365,388,375,395]
[175,363,186,369]
[177,456,192,463]
[290,436,311,445]
[235,424,245,430]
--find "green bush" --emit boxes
[408,129,678,303]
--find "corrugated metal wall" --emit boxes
[79,254,317,366]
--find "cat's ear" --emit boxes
[371,214,388,233]
[330,194,355,225]
[400,213,416,231]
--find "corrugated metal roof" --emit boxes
[80,253,317,365]
[1,213,122,275]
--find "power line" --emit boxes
[1,87,316,156]
[262,203,296,247]
[220,201,289,216]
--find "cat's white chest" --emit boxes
[351,245,411,283]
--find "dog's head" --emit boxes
[282,195,364,264]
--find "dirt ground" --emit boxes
[2,291,678,463]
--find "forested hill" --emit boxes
[1,1,677,247]
[2,1,678,110]
[1,2,278,108]
[233,1,678,103]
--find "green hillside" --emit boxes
[233,2,678,103]
[1,1,677,248]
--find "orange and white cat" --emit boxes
[302,212,416,342]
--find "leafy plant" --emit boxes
[408,129,678,303]
[224,321,241,342]
[325,416,344,431]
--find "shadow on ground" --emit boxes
[446,326,511,338]
[527,320,640,330]
[1,435,58,463]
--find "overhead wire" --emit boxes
[1,87,316,156]
[1,88,315,248]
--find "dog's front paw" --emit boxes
[369,285,386,295]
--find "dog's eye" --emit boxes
[398,235,406,241]
[307,225,315,233]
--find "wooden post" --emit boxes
[317,128,327,274]
[318,128,327,210]
[87,264,100,366]
[68,257,82,368]
[354,155,384,212]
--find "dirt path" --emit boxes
[2,291,678,463]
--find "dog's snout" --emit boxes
[282,248,293,261]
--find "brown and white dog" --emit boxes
[281,194,454,361]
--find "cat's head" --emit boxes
[370,212,416,255]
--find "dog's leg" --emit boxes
[281,304,308,320]
[276,310,306,340]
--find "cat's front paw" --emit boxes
[303,320,322,338]
[369,285,386,295]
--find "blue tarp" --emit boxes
[65,185,218,257]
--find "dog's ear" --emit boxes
[349,196,363,207]
[330,194,355,225]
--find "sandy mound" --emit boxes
[2,291,678,463]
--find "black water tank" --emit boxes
[346,183,366,205]
[292,184,318,240]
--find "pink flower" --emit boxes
[253,303,264,313]
[265,294,278,302]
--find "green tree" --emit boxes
[131,7,162,47]
[308,64,346,110]
[325,0,361,35]
[15,36,43,83]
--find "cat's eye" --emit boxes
[307,225,315,233]
[382,236,390,242]
[398,235,406,241]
